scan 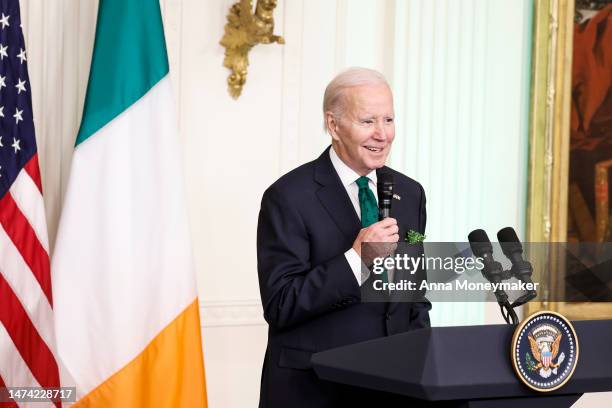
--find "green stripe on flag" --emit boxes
[76,0,169,146]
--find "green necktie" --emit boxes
[356,176,388,283]
[356,176,378,227]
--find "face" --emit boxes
[327,84,395,176]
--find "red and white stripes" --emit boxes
[0,154,60,408]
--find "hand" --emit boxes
[352,218,399,265]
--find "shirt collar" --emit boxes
[329,146,378,187]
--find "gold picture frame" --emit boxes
[526,0,612,319]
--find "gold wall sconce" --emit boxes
[220,0,285,99]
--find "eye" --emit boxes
[361,119,374,125]
[385,117,394,124]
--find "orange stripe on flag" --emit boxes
[73,300,207,407]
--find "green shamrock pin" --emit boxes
[405,229,426,244]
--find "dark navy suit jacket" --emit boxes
[257,147,431,407]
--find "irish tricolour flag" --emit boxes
[51,0,207,406]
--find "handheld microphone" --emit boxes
[377,172,394,220]
[468,229,508,305]
[497,227,537,305]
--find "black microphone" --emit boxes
[377,172,394,220]
[468,229,508,304]
[497,227,537,305]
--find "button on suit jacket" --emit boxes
[257,147,431,407]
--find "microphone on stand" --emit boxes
[497,227,537,306]
[468,229,509,306]
[468,229,520,325]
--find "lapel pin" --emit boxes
[393,193,401,200]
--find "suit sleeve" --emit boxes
[257,186,361,330]
[411,183,432,329]
[419,182,427,235]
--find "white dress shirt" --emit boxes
[329,147,382,286]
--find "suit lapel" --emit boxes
[315,152,407,308]
[314,147,361,242]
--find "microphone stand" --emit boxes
[489,269,536,325]
[500,299,519,325]
[488,279,519,325]
[469,229,538,325]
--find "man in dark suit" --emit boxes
[257,67,431,407]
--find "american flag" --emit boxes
[542,350,552,368]
[0,1,61,407]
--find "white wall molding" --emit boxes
[200,299,265,328]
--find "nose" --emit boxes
[373,120,387,141]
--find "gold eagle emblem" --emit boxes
[527,324,565,378]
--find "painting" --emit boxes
[526,0,612,319]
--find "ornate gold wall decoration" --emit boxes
[526,0,574,317]
[527,0,612,320]
[220,0,285,99]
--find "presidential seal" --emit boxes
[511,311,579,392]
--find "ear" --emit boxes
[325,112,340,141]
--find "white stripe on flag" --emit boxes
[0,224,57,356]
[0,322,55,408]
[8,169,50,252]
[0,323,50,408]
[53,76,197,395]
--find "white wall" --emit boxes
[20,0,609,407]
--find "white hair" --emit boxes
[322,67,390,131]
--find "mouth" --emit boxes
[364,146,384,153]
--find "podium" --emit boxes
[311,320,612,407]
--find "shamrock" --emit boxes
[405,229,426,244]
